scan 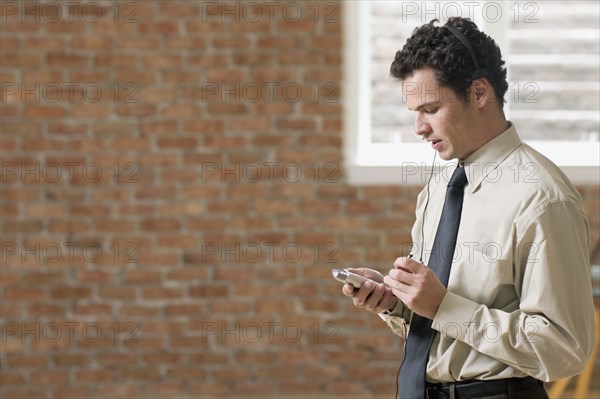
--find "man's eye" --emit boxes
[424,109,437,114]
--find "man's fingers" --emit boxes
[393,256,408,268]
[383,275,403,290]
[348,282,368,306]
[342,283,356,297]
[388,267,424,290]
[396,257,424,273]
[350,281,386,309]
[388,268,414,284]
[364,283,386,311]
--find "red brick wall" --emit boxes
[1,1,598,398]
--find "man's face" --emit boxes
[402,68,477,160]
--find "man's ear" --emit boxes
[470,78,494,107]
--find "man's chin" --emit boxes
[436,150,454,161]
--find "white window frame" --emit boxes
[343,1,600,185]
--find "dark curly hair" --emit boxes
[390,17,508,106]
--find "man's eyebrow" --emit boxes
[407,101,440,112]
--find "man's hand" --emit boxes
[383,257,447,320]
[342,268,398,314]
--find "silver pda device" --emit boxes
[331,268,374,288]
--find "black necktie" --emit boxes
[399,165,468,399]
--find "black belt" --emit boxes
[425,376,543,399]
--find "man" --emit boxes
[342,17,595,399]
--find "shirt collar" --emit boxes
[461,122,522,193]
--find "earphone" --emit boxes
[445,25,488,80]
[415,150,437,263]
[410,24,480,260]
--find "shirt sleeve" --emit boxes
[431,200,596,381]
[378,299,412,339]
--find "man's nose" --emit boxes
[415,113,431,137]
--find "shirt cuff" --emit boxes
[379,298,403,317]
[431,291,479,340]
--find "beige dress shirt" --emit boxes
[380,123,595,383]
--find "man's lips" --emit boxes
[427,139,442,150]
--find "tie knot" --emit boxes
[448,166,468,189]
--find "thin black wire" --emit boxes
[396,150,438,398]
[419,150,437,262]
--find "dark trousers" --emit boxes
[424,376,548,399]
